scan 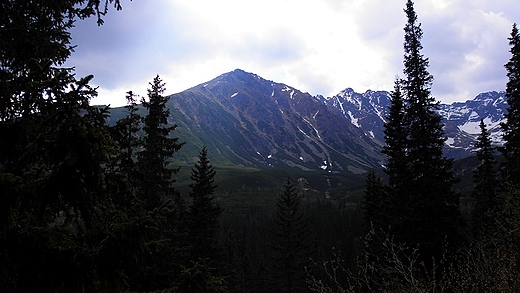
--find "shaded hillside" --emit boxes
[107,69,507,173]
[165,69,383,173]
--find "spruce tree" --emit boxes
[137,75,184,210]
[363,169,386,231]
[117,92,142,173]
[269,179,314,293]
[187,146,222,261]
[501,23,520,185]
[110,91,142,203]
[383,79,408,188]
[490,23,520,266]
[472,119,499,238]
[381,78,410,232]
[393,0,460,257]
[127,76,186,291]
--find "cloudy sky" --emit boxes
[67,0,520,106]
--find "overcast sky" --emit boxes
[67,0,520,106]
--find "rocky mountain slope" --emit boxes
[165,69,383,174]
[109,69,507,173]
[324,87,506,158]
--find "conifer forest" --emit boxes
[2,0,520,292]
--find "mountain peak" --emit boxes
[224,68,249,78]
[231,68,249,75]
[219,69,266,82]
[339,88,356,96]
[109,70,508,171]
[180,70,506,163]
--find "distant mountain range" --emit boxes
[322,87,506,159]
[108,69,507,174]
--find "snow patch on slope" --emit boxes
[348,111,360,127]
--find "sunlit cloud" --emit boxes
[68,0,520,107]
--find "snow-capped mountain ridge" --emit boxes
[326,88,506,158]
[322,88,391,143]
[438,91,506,145]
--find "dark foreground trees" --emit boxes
[375,0,461,262]
[138,75,184,209]
[401,0,461,252]
[358,4,520,293]
[269,179,314,293]
[501,23,520,184]
[0,1,141,292]
[4,0,520,292]
[472,119,500,237]
[362,169,386,231]
[187,146,222,261]
[489,22,520,265]
[0,1,194,291]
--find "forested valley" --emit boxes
[2,0,520,292]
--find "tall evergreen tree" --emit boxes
[363,169,386,231]
[383,79,408,188]
[489,23,520,269]
[115,92,142,172]
[501,23,520,185]
[109,91,142,204]
[105,92,187,293]
[137,75,184,209]
[269,179,314,293]
[472,119,499,237]
[187,146,222,261]
[381,78,410,231]
[390,0,461,258]
[126,76,186,292]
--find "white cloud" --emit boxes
[68,0,520,107]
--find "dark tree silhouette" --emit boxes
[0,1,165,292]
[363,169,386,231]
[110,91,142,203]
[382,0,461,261]
[269,179,314,293]
[137,75,184,210]
[381,79,411,232]
[501,23,520,185]
[187,146,222,261]
[124,76,187,292]
[472,119,499,238]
